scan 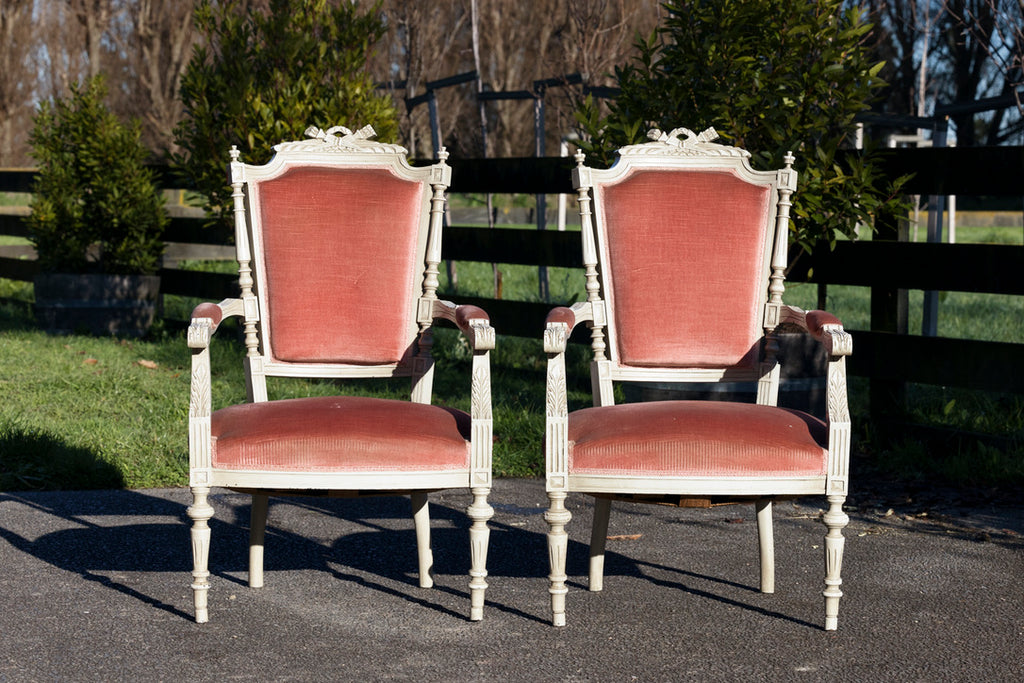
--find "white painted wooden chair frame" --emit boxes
[543,128,852,630]
[187,126,494,623]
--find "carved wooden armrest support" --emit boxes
[433,300,495,351]
[544,304,592,491]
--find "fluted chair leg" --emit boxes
[411,491,434,589]
[588,496,612,592]
[755,498,775,594]
[188,486,215,624]
[822,495,849,630]
[466,488,493,621]
[545,490,572,626]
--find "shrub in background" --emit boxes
[575,0,908,254]
[173,0,399,231]
[28,76,167,275]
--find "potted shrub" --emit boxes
[28,76,167,337]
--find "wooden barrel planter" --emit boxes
[33,273,161,337]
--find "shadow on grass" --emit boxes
[0,428,125,491]
[0,296,36,331]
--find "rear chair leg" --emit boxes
[249,493,269,588]
[755,498,775,594]
[588,496,611,592]
[411,491,434,588]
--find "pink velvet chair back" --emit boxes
[251,166,426,365]
[228,127,450,380]
[597,168,773,369]
[577,129,794,375]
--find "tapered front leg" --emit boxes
[756,498,775,594]
[545,490,572,626]
[411,491,434,589]
[822,495,849,630]
[466,487,493,621]
[188,486,215,623]
[248,493,268,588]
[588,496,611,592]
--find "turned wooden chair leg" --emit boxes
[188,486,215,624]
[545,490,572,627]
[411,491,434,589]
[466,487,493,621]
[588,496,611,592]
[248,493,269,589]
[756,498,775,594]
[822,495,849,631]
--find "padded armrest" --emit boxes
[455,304,490,329]
[805,310,843,338]
[780,305,851,358]
[188,299,244,349]
[190,302,225,329]
[433,300,495,351]
[546,306,576,329]
[544,302,594,354]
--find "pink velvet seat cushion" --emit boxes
[568,401,827,477]
[211,396,472,472]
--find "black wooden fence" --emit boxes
[2,147,1023,423]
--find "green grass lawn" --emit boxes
[1,220,1021,492]
[0,276,592,490]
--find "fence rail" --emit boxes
[2,148,1023,406]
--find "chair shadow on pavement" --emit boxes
[0,489,568,624]
[0,487,835,629]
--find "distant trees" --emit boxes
[172,0,399,228]
[574,0,908,253]
[370,0,662,159]
[858,0,1024,145]
[1,0,1021,168]
[0,0,197,165]
[0,1,36,165]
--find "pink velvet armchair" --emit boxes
[186,126,494,623]
[543,127,853,630]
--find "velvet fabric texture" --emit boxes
[598,169,772,369]
[211,396,472,472]
[568,401,827,477]
[255,167,424,364]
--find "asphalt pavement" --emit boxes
[1,479,1021,682]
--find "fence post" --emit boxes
[869,207,909,435]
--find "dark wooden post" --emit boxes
[869,206,909,435]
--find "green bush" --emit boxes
[575,0,908,253]
[173,0,399,230]
[28,77,167,275]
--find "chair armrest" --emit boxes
[431,299,494,488]
[188,299,244,484]
[780,305,852,357]
[780,306,852,435]
[432,299,495,351]
[544,302,595,491]
[187,299,244,348]
[544,301,593,353]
